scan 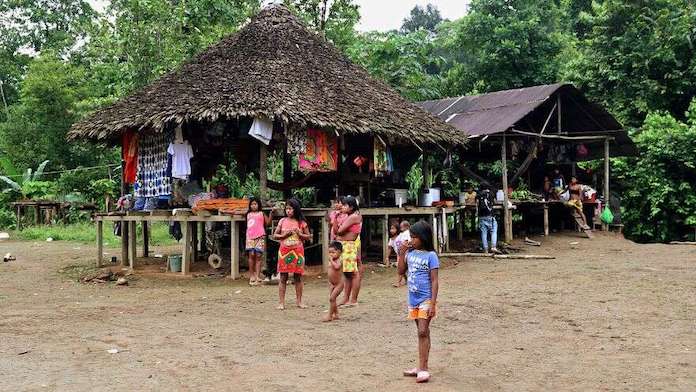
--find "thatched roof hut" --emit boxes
[69,4,463,146]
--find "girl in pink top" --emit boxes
[245,198,271,286]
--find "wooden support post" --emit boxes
[283,141,292,200]
[502,134,513,243]
[230,220,240,279]
[142,221,149,258]
[259,143,268,203]
[382,214,389,264]
[543,204,550,236]
[96,220,103,267]
[192,222,198,262]
[120,218,128,266]
[442,208,450,252]
[128,221,136,269]
[557,94,562,133]
[34,206,39,225]
[603,138,610,231]
[322,216,330,272]
[181,221,191,275]
[15,205,21,231]
[431,214,438,252]
[456,210,464,241]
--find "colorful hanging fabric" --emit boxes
[134,130,172,198]
[373,137,390,176]
[122,130,138,184]
[299,128,338,172]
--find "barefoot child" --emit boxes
[323,241,344,322]
[392,220,410,287]
[245,197,271,286]
[273,198,311,310]
[398,220,439,383]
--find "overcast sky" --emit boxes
[89,1,469,32]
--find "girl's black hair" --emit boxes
[342,195,359,212]
[246,197,261,218]
[389,222,399,236]
[285,198,306,223]
[409,220,435,252]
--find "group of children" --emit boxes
[244,196,440,383]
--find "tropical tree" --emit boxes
[401,4,444,33]
[283,0,360,49]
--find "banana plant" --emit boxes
[0,159,51,198]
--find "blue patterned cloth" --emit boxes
[134,131,172,198]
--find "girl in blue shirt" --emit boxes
[397,220,439,383]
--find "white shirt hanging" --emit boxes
[249,116,273,145]
[167,141,194,180]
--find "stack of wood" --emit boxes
[192,198,249,215]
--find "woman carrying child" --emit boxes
[273,198,311,310]
[245,197,271,286]
[397,220,439,383]
[335,195,363,307]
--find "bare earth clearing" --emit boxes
[1,232,694,392]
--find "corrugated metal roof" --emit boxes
[418,83,622,137]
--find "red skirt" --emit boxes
[278,243,305,275]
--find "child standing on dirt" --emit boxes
[384,223,399,267]
[323,241,344,322]
[398,220,439,384]
[245,197,270,286]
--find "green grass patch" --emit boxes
[14,222,178,246]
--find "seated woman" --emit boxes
[566,176,592,234]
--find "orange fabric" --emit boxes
[192,198,248,214]
[408,300,434,320]
[122,131,138,184]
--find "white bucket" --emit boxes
[393,189,409,207]
[458,192,467,205]
[419,188,441,207]
[496,189,505,202]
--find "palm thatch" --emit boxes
[69,5,464,146]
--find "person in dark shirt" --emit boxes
[476,184,499,254]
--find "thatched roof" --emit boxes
[69,5,464,146]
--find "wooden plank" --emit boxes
[322,216,330,272]
[442,209,450,252]
[669,241,696,246]
[230,221,240,279]
[431,214,438,253]
[15,204,21,231]
[181,222,191,275]
[128,221,136,269]
[142,221,149,258]
[441,252,555,260]
[382,214,389,264]
[543,204,549,237]
[96,220,103,267]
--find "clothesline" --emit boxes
[1,163,121,178]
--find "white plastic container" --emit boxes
[496,189,505,202]
[458,192,467,205]
[419,188,441,206]
[393,189,409,207]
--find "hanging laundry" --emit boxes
[122,130,138,184]
[373,137,390,176]
[134,130,172,198]
[167,140,194,180]
[385,146,394,173]
[286,124,307,154]
[249,116,273,145]
[299,128,338,172]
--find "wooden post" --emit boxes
[543,204,549,236]
[456,210,464,241]
[322,216,330,272]
[283,138,292,199]
[96,220,103,267]
[142,221,149,258]
[128,220,136,269]
[230,220,240,279]
[259,143,268,203]
[181,221,191,275]
[557,94,562,134]
[15,204,21,231]
[34,206,39,225]
[120,218,128,267]
[502,134,513,243]
[191,222,198,262]
[382,214,389,264]
[442,208,450,252]
[603,137,610,231]
[431,214,438,252]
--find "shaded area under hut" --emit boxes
[419,83,637,246]
[68,5,466,278]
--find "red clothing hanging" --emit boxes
[122,131,138,184]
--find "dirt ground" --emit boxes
[1,232,694,392]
